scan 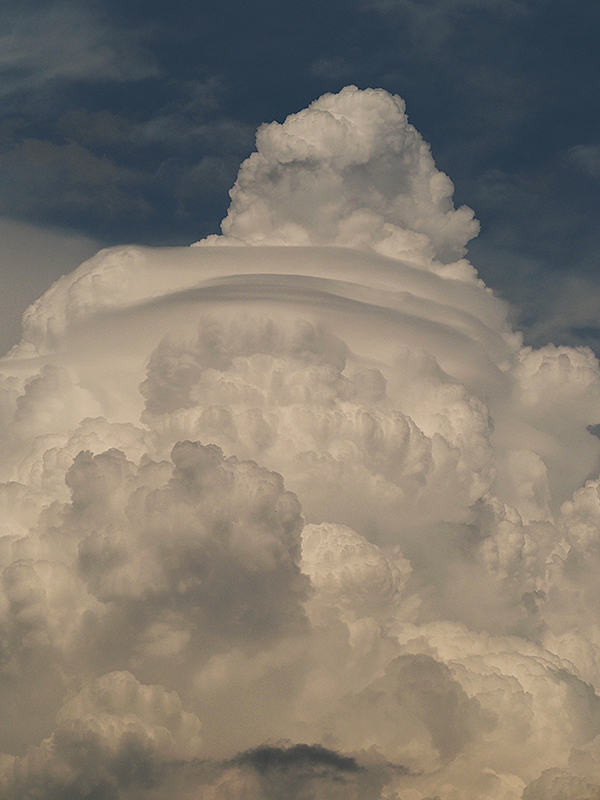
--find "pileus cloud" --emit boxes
[1,86,600,799]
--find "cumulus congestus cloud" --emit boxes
[1,86,600,798]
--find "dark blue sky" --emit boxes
[2,0,600,349]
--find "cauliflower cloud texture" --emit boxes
[1,87,600,799]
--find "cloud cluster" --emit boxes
[2,87,600,799]
[205,85,480,272]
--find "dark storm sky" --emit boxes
[2,0,600,349]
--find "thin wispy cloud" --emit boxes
[0,1,157,95]
[362,0,530,53]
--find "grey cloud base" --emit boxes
[2,87,600,799]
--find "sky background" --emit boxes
[5,9,600,796]
[1,0,600,354]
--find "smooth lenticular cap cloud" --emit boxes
[13,242,509,349]
[6,236,598,509]
[7,243,514,407]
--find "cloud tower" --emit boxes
[1,87,600,799]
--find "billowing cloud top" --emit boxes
[2,87,600,800]
[207,85,480,269]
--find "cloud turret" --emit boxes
[215,85,480,269]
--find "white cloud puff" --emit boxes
[202,85,480,272]
[2,87,600,799]
[301,521,412,622]
[200,86,479,278]
[2,671,201,799]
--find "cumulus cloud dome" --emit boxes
[2,87,600,799]
[207,85,480,270]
